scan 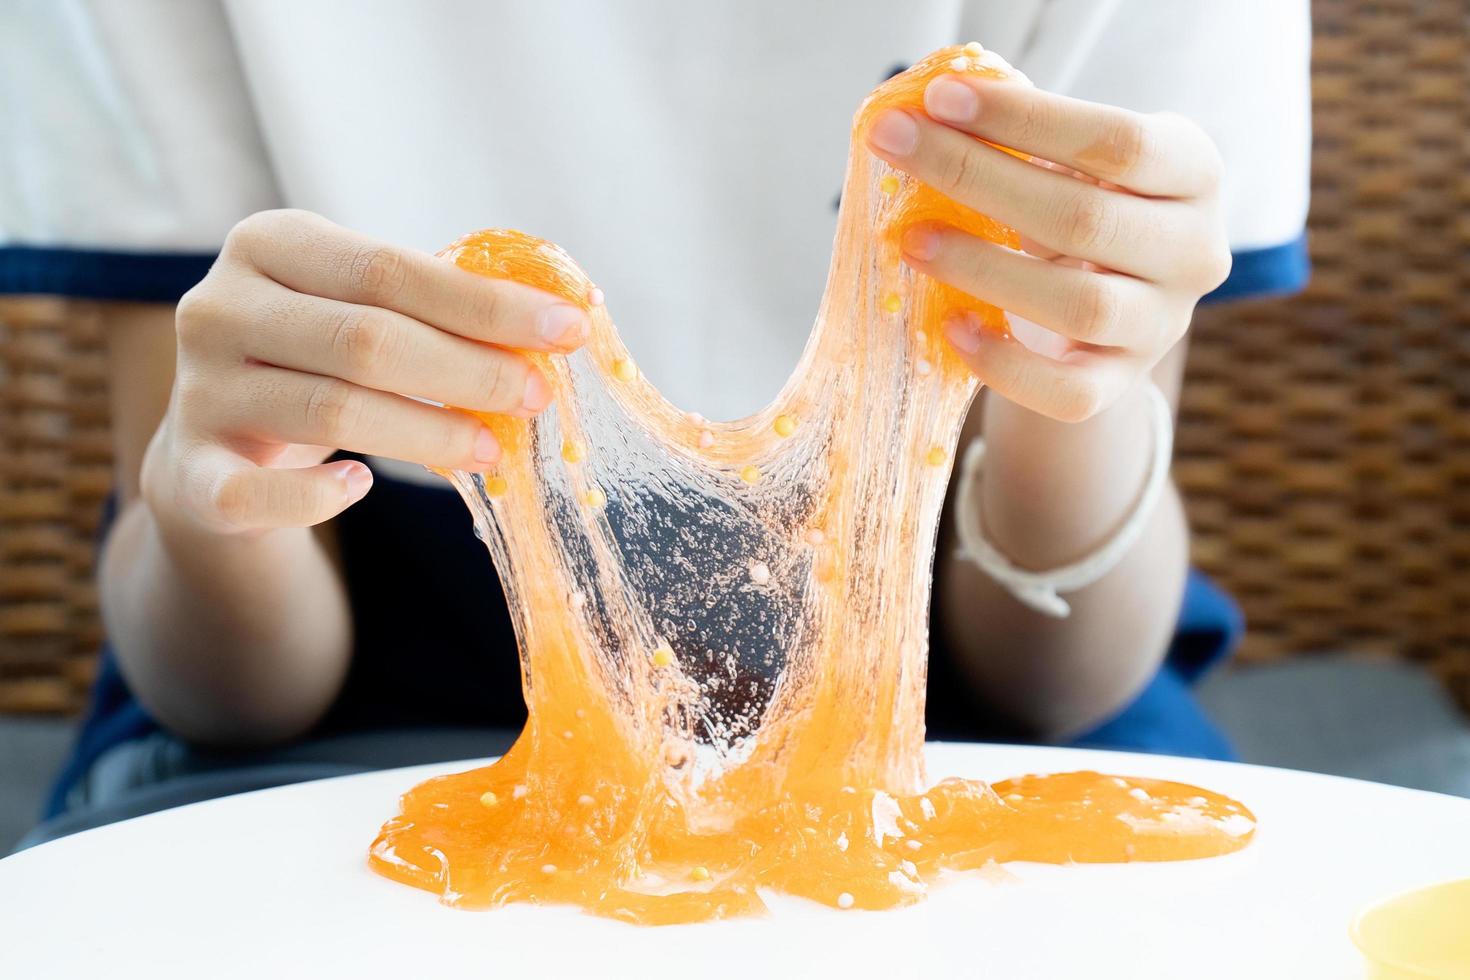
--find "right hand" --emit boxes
[142,209,588,535]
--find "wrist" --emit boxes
[975,383,1158,569]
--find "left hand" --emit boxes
[866,63,1232,422]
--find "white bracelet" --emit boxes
[954,382,1174,618]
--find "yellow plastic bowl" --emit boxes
[1351,878,1470,979]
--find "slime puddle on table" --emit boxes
[369,44,1256,925]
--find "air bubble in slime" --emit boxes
[369,44,1255,924]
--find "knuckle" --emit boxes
[982,354,1041,413]
[1067,280,1123,343]
[1200,240,1233,292]
[327,307,392,377]
[1197,140,1225,191]
[473,354,515,409]
[174,283,214,345]
[961,252,999,297]
[253,292,299,334]
[1168,112,1225,189]
[268,207,318,226]
[209,473,255,527]
[346,245,408,303]
[222,214,266,259]
[1012,94,1055,150]
[435,413,480,464]
[1106,115,1154,181]
[172,368,209,415]
[174,281,239,351]
[936,142,982,200]
[303,378,362,444]
[272,473,325,523]
[1057,189,1118,253]
[297,480,335,523]
[1054,377,1107,423]
[456,281,503,337]
[223,208,301,260]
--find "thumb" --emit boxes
[203,456,374,532]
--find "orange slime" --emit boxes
[369,45,1255,924]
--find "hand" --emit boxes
[866,63,1231,422]
[143,209,588,534]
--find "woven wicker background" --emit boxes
[1178,0,1470,713]
[0,298,110,712]
[2,0,1468,715]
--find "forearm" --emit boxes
[936,384,1189,738]
[100,499,353,746]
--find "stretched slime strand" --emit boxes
[369,44,1254,924]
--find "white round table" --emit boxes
[3,743,1467,979]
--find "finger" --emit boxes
[206,457,374,531]
[867,110,1198,281]
[223,210,589,350]
[942,311,1139,423]
[237,280,551,418]
[1015,161,1076,261]
[1017,234,1064,262]
[901,223,1171,352]
[922,74,1222,198]
[231,365,503,471]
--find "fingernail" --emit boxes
[538,304,587,347]
[868,110,919,157]
[944,314,984,354]
[902,225,941,262]
[520,370,551,414]
[342,462,373,498]
[925,77,979,125]
[474,427,501,463]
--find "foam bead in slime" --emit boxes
[369,44,1255,925]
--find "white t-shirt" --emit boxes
[1,0,1311,420]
